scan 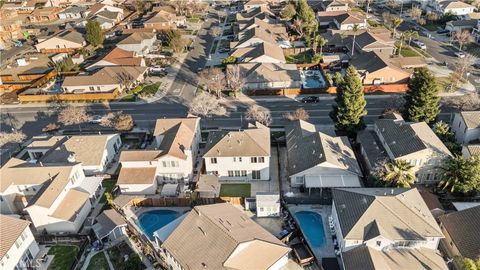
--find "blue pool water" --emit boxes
[294,211,326,248]
[137,210,181,240]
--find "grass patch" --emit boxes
[108,242,144,270]
[220,183,251,197]
[187,17,201,23]
[285,51,313,64]
[398,46,420,57]
[86,252,109,270]
[465,43,480,57]
[118,94,136,102]
[139,82,161,97]
[48,245,79,270]
[99,179,117,203]
[423,23,442,31]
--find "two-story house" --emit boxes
[117,117,201,195]
[0,215,40,270]
[116,32,156,56]
[203,122,271,181]
[332,188,448,270]
[452,111,480,144]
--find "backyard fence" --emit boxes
[127,196,244,207]
[18,89,121,103]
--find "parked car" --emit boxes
[454,51,466,58]
[437,29,450,34]
[89,115,104,124]
[300,96,320,103]
[412,39,427,50]
[472,63,480,69]
[218,48,231,53]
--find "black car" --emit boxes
[437,29,450,34]
[218,48,231,53]
[301,96,320,103]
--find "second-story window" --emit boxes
[251,157,258,163]
[211,158,217,164]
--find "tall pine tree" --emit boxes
[86,20,104,47]
[295,0,318,34]
[330,66,367,135]
[404,67,440,124]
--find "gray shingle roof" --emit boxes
[357,129,389,169]
[460,111,480,129]
[93,209,126,239]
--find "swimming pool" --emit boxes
[301,70,326,89]
[294,211,326,248]
[136,209,182,240]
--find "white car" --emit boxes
[89,115,104,124]
[412,39,427,50]
[454,51,466,58]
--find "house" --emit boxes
[472,20,480,42]
[0,9,23,50]
[317,11,346,27]
[144,10,186,30]
[445,19,478,33]
[0,158,102,233]
[244,0,269,10]
[92,209,127,242]
[350,51,419,85]
[237,17,287,35]
[437,1,476,15]
[117,117,201,194]
[62,66,147,93]
[57,5,87,19]
[203,122,271,181]
[27,7,62,23]
[85,3,124,18]
[256,192,280,217]
[321,0,349,12]
[452,111,480,143]
[286,120,362,192]
[44,0,85,7]
[438,206,480,268]
[418,188,445,218]
[230,42,285,63]
[332,188,447,270]
[0,215,40,270]
[91,12,120,30]
[87,47,145,70]
[26,134,122,175]
[160,203,291,270]
[231,63,302,91]
[236,6,277,24]
[231,26,282,49]
[116,32,156,56]
[35,30,86,53]
[356,129,389,175]
[333,11,367,31]
[373,114,452,183]
[352,30,396,55]
[195,174,221,198]
[462,144,480,157]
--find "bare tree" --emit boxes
[198,67,226,97]
[58,105,89,133]
[443,93,480,111]
[454,54,476,80]
[226,65,246,97]
[410,7,422,21]
[426,12,439,22]
[244,105,272,126]
[417,18,426,26]
[284,108,310,121]
[188,92,227,118]
[116,71,135,91]
[0,130,26,147]
[210,27,222,38]
[100,111,134,131]
[454,30,474,51]
[382,11,392,27]
[42,123,60,133]
[291,18,304,37]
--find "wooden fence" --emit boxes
[18,89,120,103]
[326,84,409,94]
[127,196,244,207]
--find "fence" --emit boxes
[127,196,244,207]
[18,89,121,103]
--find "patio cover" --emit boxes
[75,176,103,196]
[161,183,178,197]
[304,175,361,188]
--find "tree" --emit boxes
[116,71,135,91]
[404,30,419,46]
[404,67,440,124]
[330,66,367,135]
[210,26,222,38]
[390,16,404,38]
[434,121,461,154]
[86,20,104,47]
[134,0,151,14]
[226,65,245,97]
[349,24,361,56]
[455,30,474,51]
[101,111,134,131]
[222,56,237,65]
[188,92,227,118]
[410,6,422,21]
[244,105,272,126]
[443,92,480,111]
[198,67,226,97]
[295,0,318,34]
[427,11,439,22]
[104,192,114,206]
[58,105,89,133]
[439,155,480,194]
[166,30,188,53]
[42,123,60,133]
[314,35,327,53]
[311,53,322,64]
[382,11,392,27]
[280,3,296,20]
[285,108,309,121]
[462,258,478,270]
[0,130,26,147]
[375,160,416,188]
[291,18,304,37]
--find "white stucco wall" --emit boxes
[118,183,157,195]
[205,156,270,181]
[452,113,480,144]
[0,225,40,270]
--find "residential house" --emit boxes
[438,206,480,269]
[0,158,102,233]
[0,9,23,48]
[85,3,124,18]
[445,19,478,33]
[27,7,62,23]
[418,188,445,218]
[333,11,367,30]
[61,66,147,93]
[159,203,291,270]
[91,10,122,30]
[117,117,201,194]
[452,111,480,143]
[356,129,389,175]
[26,134,122,175]
[352,30,396,55]
[236,6,277,24]
[44,0,85,7]
[35,30,86,53]
[57,5,87,19]
[317,11,346,27]
[237,17,286,34]
[436,1,476,15]
[332,188,447,270]
[321,0,349,12]
[92,209,127,242]
[231,63,302,91]
[204,122,271,181]
[144,10,186,31]
[195,174,221,198]
[244,0,269,10]
[230,42,285,63]
[472,19,480,42]
[350,51,423,85]
[256,192,280,217]
[373,114,452,183]
[1,1,36,13]
[286,120,362,191]
[87,47,145,70]
[0,215,40,270]
[231,26,284,49]
[116,32,156,56]
[462,144,480,157]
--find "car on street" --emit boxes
[436,29,450,34]
[454,51,466,58]
[218,48,231,53]
[300,96,320,103]
[412,39,427,50]
[89,115,104,124]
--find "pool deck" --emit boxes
[288,205,336,262]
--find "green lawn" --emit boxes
[423,23,442,31]
[285,51,313,64]
[466,43,480,57]
[140,82,161,97]
[48,245,79,270]
[399,46,420,57]
[87,252,110,270]
[107,242,144,270]
[220,183,251,197]
[99,179,117,203]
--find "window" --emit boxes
[211,158,217,164]
[259,157,265,163]
[241,170,247,176]
[228,171,234,177]
[170,161,179,167]
[295,176,304,185]
[89,86,95,91]
[252,170,261,179]
[97,86,101,91]
[251,157,258,163]
[212,171,218,175]
[238,157,242,162]
[234,171,240,177]
[259,207,264,212]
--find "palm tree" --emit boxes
[314,35,328,54]
[391,17,404,38]
[404,30,419,46]
[349,24,361,56]
[438,156,468,193]
[377,160,415,188]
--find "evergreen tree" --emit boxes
[439,155,480,194]
[295,0,317,34]
[404,67,440,124]
[330,66,367,135]
[86,20,104,47]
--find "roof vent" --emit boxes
[67,154,76,163]
[202,262,207,268]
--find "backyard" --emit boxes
[99,179,117,203]
[107,241,144,270]
[220,183,251,197]
[47,245,79,270]
[86,252,110,270]
[285,51,313,64]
